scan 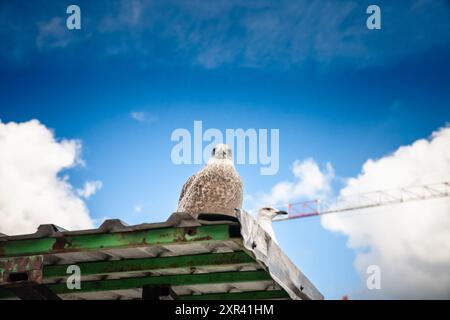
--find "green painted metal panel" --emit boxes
[45,270,271,294]
[0,271,272,299]
[178,290,289,300]
[43,252,256,278]
[0,225,233,257]
[0,281,284,301]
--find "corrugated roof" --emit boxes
[0,212,323,300]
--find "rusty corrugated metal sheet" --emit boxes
[0,212,322,300]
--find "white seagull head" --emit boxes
[209,144,233,162]
[256,207,288,244]
[257,207,288,220]
[208,144,233,164]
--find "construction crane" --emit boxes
[273,181,450,222]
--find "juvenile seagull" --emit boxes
[177,144,243,219]
[257,207,288,244]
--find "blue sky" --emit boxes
[1,0,450,299]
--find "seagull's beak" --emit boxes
[276,210,288,216]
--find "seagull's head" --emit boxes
[257,207,288,220]
[211,144,233,161]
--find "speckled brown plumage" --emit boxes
[177,144,243,218]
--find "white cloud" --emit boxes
[0,120,95,235]
[99,0,146,32]
[246,158,334,210]
[36,17,72,50]
[77,180,103,199]
[321,126,450,299]
[134,204,143,213]
[130,111,157,123]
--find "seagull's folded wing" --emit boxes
[178,173,196,205]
